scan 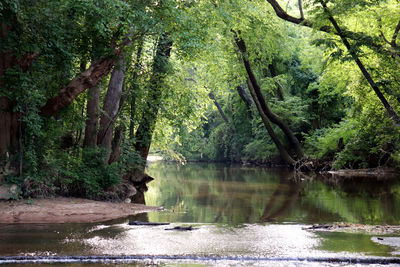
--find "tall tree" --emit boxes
[317,0,400,125]
[265,0,400,58]
[129,40,144,140]
[97,55,126,162]
[266,0,400,124]
[83,83,101,148]
[0,0,134,169]
[233,30,305,162]
[125,33,173,182]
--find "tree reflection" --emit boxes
[146,162,400,225]
[260,177,302,222]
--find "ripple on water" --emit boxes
[83,223,336,258]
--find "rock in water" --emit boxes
[0,184,19,200]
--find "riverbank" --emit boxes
[0,197,160,224]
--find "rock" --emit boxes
[0,159,16,183]
[124,183,137,198]
[103,180,137,202]
[0,184,20,200]
[124,198,131,203]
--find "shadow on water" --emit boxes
[1,162,400,265]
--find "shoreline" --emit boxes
[0,197,160,224]
[150,159,399,176]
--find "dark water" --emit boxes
[1,162,400,266]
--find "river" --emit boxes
[1,162,400,266]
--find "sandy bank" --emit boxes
[0,197,160,224]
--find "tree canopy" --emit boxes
[0,0,399,201]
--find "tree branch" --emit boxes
[266,0,399,58]
[40,34,134,116]
[391,18,400,47]
[208,91,229,124]
[318,0,400,125]
[40,55,119,116]
[298,0,304,20]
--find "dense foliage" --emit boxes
[0,0,399,200]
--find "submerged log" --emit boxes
[128,221,170,226]
[165,226,198,231]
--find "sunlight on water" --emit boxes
[1,162,400,266]
[82,222,349,259]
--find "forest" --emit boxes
[1,0,400,202]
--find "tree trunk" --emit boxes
[109,125,123,164]
[208,92,229,124]
[83,83,101,148]
[0,18,35,171]
[319,0,400,125]
[126,34,173,183]
[0,97,20,170]
[266,0,398,58]
[97,55,126,162]
[40,55,120,116]
[274,80,285,101]
[237,84,253,108]
[247,79,296,165]
[236,84,254,119]
[129,41,144,140]
[233,31,305,159]
[1,4,133,169]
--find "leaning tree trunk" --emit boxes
[208,91,229,124]
[236,83,254,119]
[40,55,121,116]
[232,30,305,160]
[97,55,126,162]
[247,79,296,165]
[1,1,133,172]
[318,0,400,125]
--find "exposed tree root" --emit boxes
[294,158,332,173]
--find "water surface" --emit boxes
[1,162,400,266]
[146,162,400,225]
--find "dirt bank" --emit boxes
[0,197,160,224]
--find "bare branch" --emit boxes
[380,31,391,45]
[377,17,391,45]
[391,18,400,47]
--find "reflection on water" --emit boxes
[1,162,400,265]
[146,162,400,225]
